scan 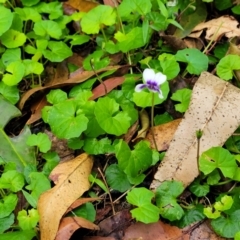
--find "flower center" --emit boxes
[146,80,159,91]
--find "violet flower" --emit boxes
[135,68,167,99]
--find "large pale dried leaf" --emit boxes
[151,72,240,189]
[56,216,99,240]
[191,16,240,41]
[145,119,181,151]
[38,153,93,240]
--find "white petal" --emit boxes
[143,68,155,83]
[155,72,167,85]
[158,90,164,99]
[135,84,146,92]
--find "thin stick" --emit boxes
[151,93,158,151]
[97,167,116,215]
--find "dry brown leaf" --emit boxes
[132,110,150,141]
[65,0,98,12]
[151,72,240,189]
[19,65,121,110]
[122,221,189,240]
[38,153,93,240]
[191,16,240,41]
[55,216,99,240]
[145,119,181,151]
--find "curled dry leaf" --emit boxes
[38,153,93,240]
[132,109,150,141]
[56,216,99,240]
[145,119,181,151]
[191,16,240,41]
[151,72,240,189]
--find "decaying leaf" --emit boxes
[38,153,93,240]
[145,119,181,151]
[132,110,150,141]
[56,216,99,240]
[65,0,98,12]
[191,16,240,41]
[151,72,240,189]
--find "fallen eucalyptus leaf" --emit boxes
[151,72,240,189]
[38,153,93,240]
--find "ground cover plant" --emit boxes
[2,0,240,239]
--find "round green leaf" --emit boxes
[199,147,237,178]
[43,41,72,62]
[47,100,88,139]
[15,7,41,22]
[17,209,39,231]
[0,194,18,218]
[0,6,13,36]
[216,55,240,80]
[81,5,116,34]
[1,29,27,48]
[2,48,21,66]
[175,48,208,75]
[94,97,131,136]
[0,81,19,104]
[21,0,40,6]
[2,61,25,86]
[27,133,51,153]
[34,20,62,39]
[23,59,44,76]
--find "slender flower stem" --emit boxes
[151,93,158,151]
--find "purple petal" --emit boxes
[135,84,147,92]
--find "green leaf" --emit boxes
[46,89,67,105]
[126,188,159,223]
[26,133,51,153]
[0,230,36,240]
[33,20,62,39]
[214,195,234,212]
[0,213,14,233]
[174,204,205,228]
[146,12,167,31]
[115,140,153,179]
[216,55,240,80]
[154,112,173,125]
[72,203,96,222]
[158,53,180,80]
[0,82,19,104]
[67,35,90,46]
[15,7,41,22]
[83,138,113,155]
[105,164,132,192]
[171,88,192,113]
[42,152,60,177]
[0,96,35,171]
[89,174,108,193]
[2,48,21,66]
[156,180,184,221]
[175,49,208,75]
[67,138,84,150]
[43,100,88,139]
[119,0,152,18]
[22,59,43,76]
[2,61,25,86]
[25,172,51,202]
[133,80,169,108]
[0,6,13,36]
[189,178,209,197]
[115,27,145,53]
[0,170,25,192]
[35,2,63,20]
[199,147,237,178]
[81,5,116,34]
[211,210,240,238]
[43,41,72,62]
[21,0,40,6]
[17,209,39,231]
[204,207,221,219]
[0,194,18,218]
[83,50,110,71]
[0,29,26,48]
[94,97,131,136]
